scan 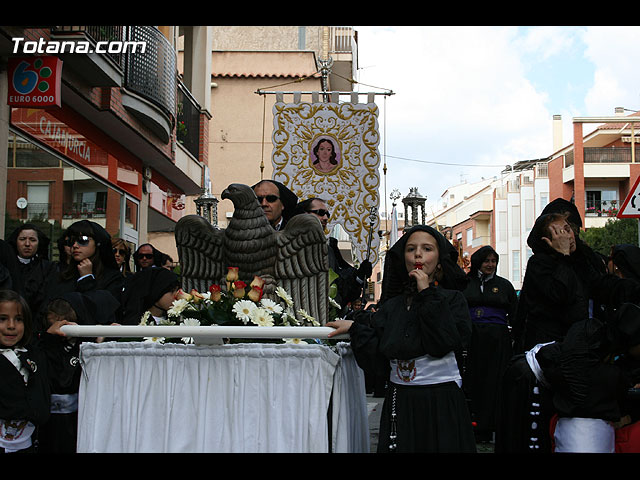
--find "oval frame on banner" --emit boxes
[271,97,380,266]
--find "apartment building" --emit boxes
[426,108,640,290]
[549,108,640,230]
[0,26,211,264]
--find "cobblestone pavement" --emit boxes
[366,394,495,453]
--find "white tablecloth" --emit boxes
[77,341,369,453]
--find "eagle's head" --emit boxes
[221,183,261,210]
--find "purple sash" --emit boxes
[469,306,507,325]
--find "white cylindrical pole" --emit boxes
[60,324,349,340]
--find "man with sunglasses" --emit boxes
[293,198,372,314]
[252,180,298,231]
[133,243,162,271]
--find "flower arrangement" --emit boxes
[139,266,342,345]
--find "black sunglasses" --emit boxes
[308,209,330,218]
[113,248,128,256]
[138,253,155,259]
[256,195,280,204]
[66,235,92,247]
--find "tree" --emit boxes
[581,218,639,256]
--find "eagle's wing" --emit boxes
[275,214,330,325]
[175,214,225,293]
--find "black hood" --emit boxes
[469,245,499,277]
[380,224,468,304]
[52,290,120,325]
[133,243,164,271]
[542,197,582,229]
[66,220,118,270]
[121,267,180,324]
[527,213,561,255]
[611,244,640,282]
[8,223,51,260]
[252,179,299,225]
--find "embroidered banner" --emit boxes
[271,99,381,265]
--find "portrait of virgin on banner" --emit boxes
[271,99,381,265]
[310,135,341,174]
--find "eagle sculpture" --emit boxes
[175,183,330,324]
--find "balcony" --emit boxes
[52,26,177,143]
[177,81,200,159]
[585,199,619,217]
[62,202,107,219]
[50,26,126,87]
[565,146,640,167]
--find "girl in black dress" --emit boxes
[0,289,69,453]
[328,225,475,453]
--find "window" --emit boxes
[586,189,618,215]
[27,183,49,219]
[466,227,473,247]
[511,206,520,237]
[540,193,548,213]
[498,211,507,242]
[525,199,535,232]
[512,250,521,283]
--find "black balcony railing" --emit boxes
[124,26,176,124]
[585,147,640,163]
[23,203,49,219]
[51,26,127,70]
[51,26,177,126]
[177,81,200,159]
[62,202,107,219]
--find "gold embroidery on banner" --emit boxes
[271,101,381,264]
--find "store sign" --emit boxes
[7,56,62,108]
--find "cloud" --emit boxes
[355,26,556,208]
[353,26,640,213]
[583,26,640,115]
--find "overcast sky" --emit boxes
[352,26,640,213]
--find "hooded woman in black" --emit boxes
[42,220,124,327]
[610,244,640,283]
[121,267,180,325]
[462,245,517,441]
[496,205,640,453]
[7,223,58,320]
[328,225,475,453]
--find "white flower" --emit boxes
[284,338,306,344]
[180,317,201,344]
[328,296,341,309]
[281,307,300,326]
[143,336,165,344]
[139,311,151,326]
[181,317,201,327]
[168,298,192,317]
[232,300,257,324]
[260,298,283,315]
[297,308,319,326]
[249,307,274,327]
[276,286,294,307]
